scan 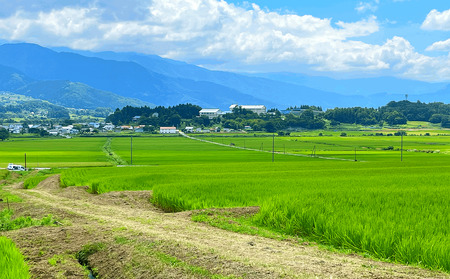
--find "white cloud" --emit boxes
[421,9,450,31]
[0,0,448,82]
[426,39,450,52]
[355,1,378,14]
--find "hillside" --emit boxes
[0,43,271,110]
[16,80,152,110]
[0,92,70,119]
[0,62,152,110]
[65,48,450,107]
[1,43,448,110]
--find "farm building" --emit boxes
[160,127,178,134]
[229,104,266,115]
[199,108,223,119]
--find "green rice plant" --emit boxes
[150,160,450,271]
[58,134,450,272]
[22,169,61,189]
[23,175,51,189]
[0,137,112,168]
[0,236,30,279]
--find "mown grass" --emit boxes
[0,236,30,279]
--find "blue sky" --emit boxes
[228,0,449,52]
[0,0,449,81]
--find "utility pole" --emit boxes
[354,147,357,161]
[130,135,133,165]
[24,153,27,169]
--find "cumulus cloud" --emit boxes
[426,39,450,52]
[421,9,450,31]
[0,0,448,81]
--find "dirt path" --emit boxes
[1,176,448,279]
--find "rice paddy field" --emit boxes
[0,236,30,279]
[2,132,450,272]
[0,137,111,168]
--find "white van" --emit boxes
[7,163,25,171]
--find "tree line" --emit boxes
[107,101,450,131]
[325,101,450,128]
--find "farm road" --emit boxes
[2,175,449,279]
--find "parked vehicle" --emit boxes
[7,163,25,171]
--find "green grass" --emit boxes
[0,236,30,279]
[0,170,22,202]
[0,209,55,231]
[0,169,9,180]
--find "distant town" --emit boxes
[1,100,449,139]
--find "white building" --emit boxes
[185,127,194,133]
[160,127,178,134]
[102,124,115,132]
[229,104,266,115]
[199,108,223,119]
[88,122,100,128]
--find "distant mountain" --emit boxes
[61,48,449,108]
[52,48,360,108]
[16,80,153,109]
[247,73,448,96]
[0,62,152,109]
[416,84,450,103]
[0,64,34,91]
[0,43,271,110]
[1,43,447,110]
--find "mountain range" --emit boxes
[0,43,448,111]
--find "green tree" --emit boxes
[0,127,9,141]
[265,121,276,133]
[384,111,407,125]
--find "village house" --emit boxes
[199,108,223,119]
[160,127,178,134]
[102,124,115,132]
